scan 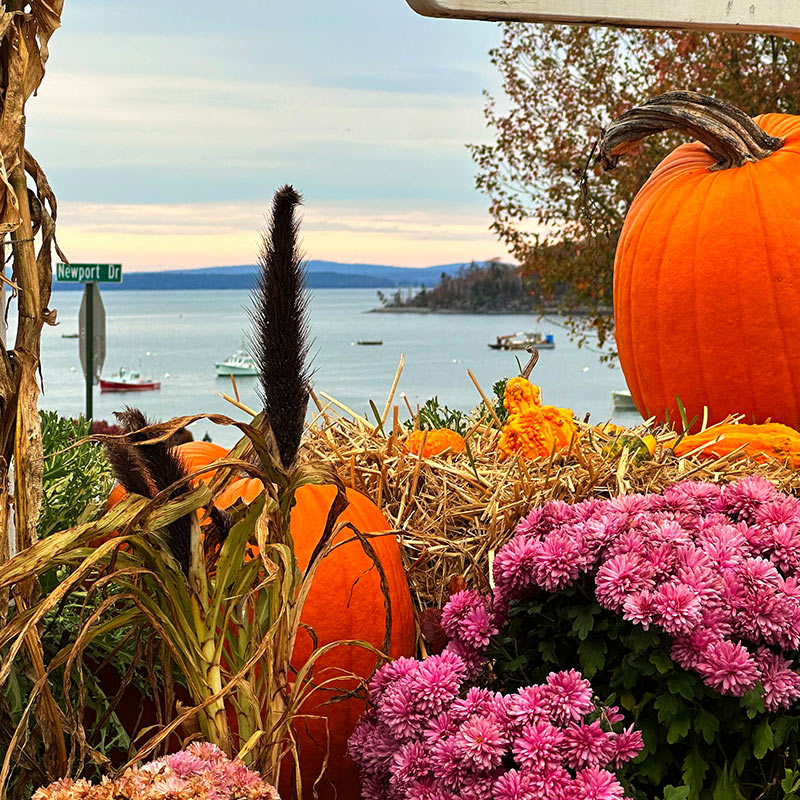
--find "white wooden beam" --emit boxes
[406,0,800,40]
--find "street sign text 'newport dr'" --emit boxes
[56,263,123,283]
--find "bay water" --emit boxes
[24,289,641,448]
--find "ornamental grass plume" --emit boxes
[486,475,800,710]
[349,649,642,800]
[32,743,280,800]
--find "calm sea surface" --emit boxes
[14,289,641,448]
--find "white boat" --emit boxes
[612,390,637,410]
[215,350,259,377]
[488,331,555,350]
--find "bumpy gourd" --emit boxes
[498,376,577,459]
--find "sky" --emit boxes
[26,0,508,271]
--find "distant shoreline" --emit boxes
[369,305,610,316]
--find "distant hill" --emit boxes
[51,260,472,291]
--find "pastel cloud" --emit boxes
[24,0,509,268]
[55,202,510,269]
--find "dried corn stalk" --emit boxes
[0,0,68,788]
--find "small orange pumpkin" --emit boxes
[670,422,800,468]
[403,428,466,457]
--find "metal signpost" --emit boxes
[56,263,122,419]
[405,0,800,39]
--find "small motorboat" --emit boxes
[488,331,555,350]
[61,333,79,339]
[100,368,161,393]
[215,349,259,377]
[357,340,383,346]
[612,390,637,410]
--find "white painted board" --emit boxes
[406,0,800,38]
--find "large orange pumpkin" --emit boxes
[602,92,800,429]
[106,440,228,508]
[107,444,416,800]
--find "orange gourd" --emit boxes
[403,428,466,457]
[498,376,577,459]
[670,422,800,468]
[108,449,416,800]
[601,91,800,429]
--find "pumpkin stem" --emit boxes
[598,91,784,173]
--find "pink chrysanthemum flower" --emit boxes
[532,532,585,591]
[654,581,703,635]
[452,715,508,770]
[441,590,487,638]
[595,553,654,611]
[450,687,496,722]
[445,638,486,678]
[390,742,430,790]
[610,725,645,767]
[515,507,545,538]
[755,647,800,712]
[430,736,473,792]
[663,480,723,513]
[377,681,425,741]
[506,685,550,731]
[492,536,540,595]
[405,779,456,800]
[670,629,722,672]
[422,712,457,745]
[767,524,800,575]
[369,656,420,703]
[722,475,778,522]
[512,720,565,772]
[572,767,625,800]
[413,653,465,713]
[543,669,595,725]
[491,770,537,800]
[755,495,800,529]
[562,720,616,769]
[698,639,760,696]
[458,603,500,650]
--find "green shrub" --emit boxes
[490,583,800,800]
[39,411,113,538]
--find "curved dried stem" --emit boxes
[599,91,784,172]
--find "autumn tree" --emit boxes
[471,25,800,356]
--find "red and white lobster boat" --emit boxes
[100,368,161,393]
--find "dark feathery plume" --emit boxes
[114,407,192,575]
[249,185,311,469]
[206,505,234,543]
[103,440,153,499]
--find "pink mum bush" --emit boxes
[349,649,642,799]
[33,743,280,800]
[487,476,800,710]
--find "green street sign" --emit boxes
[56,262,123,283]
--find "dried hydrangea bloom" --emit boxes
[32,743,279,800]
